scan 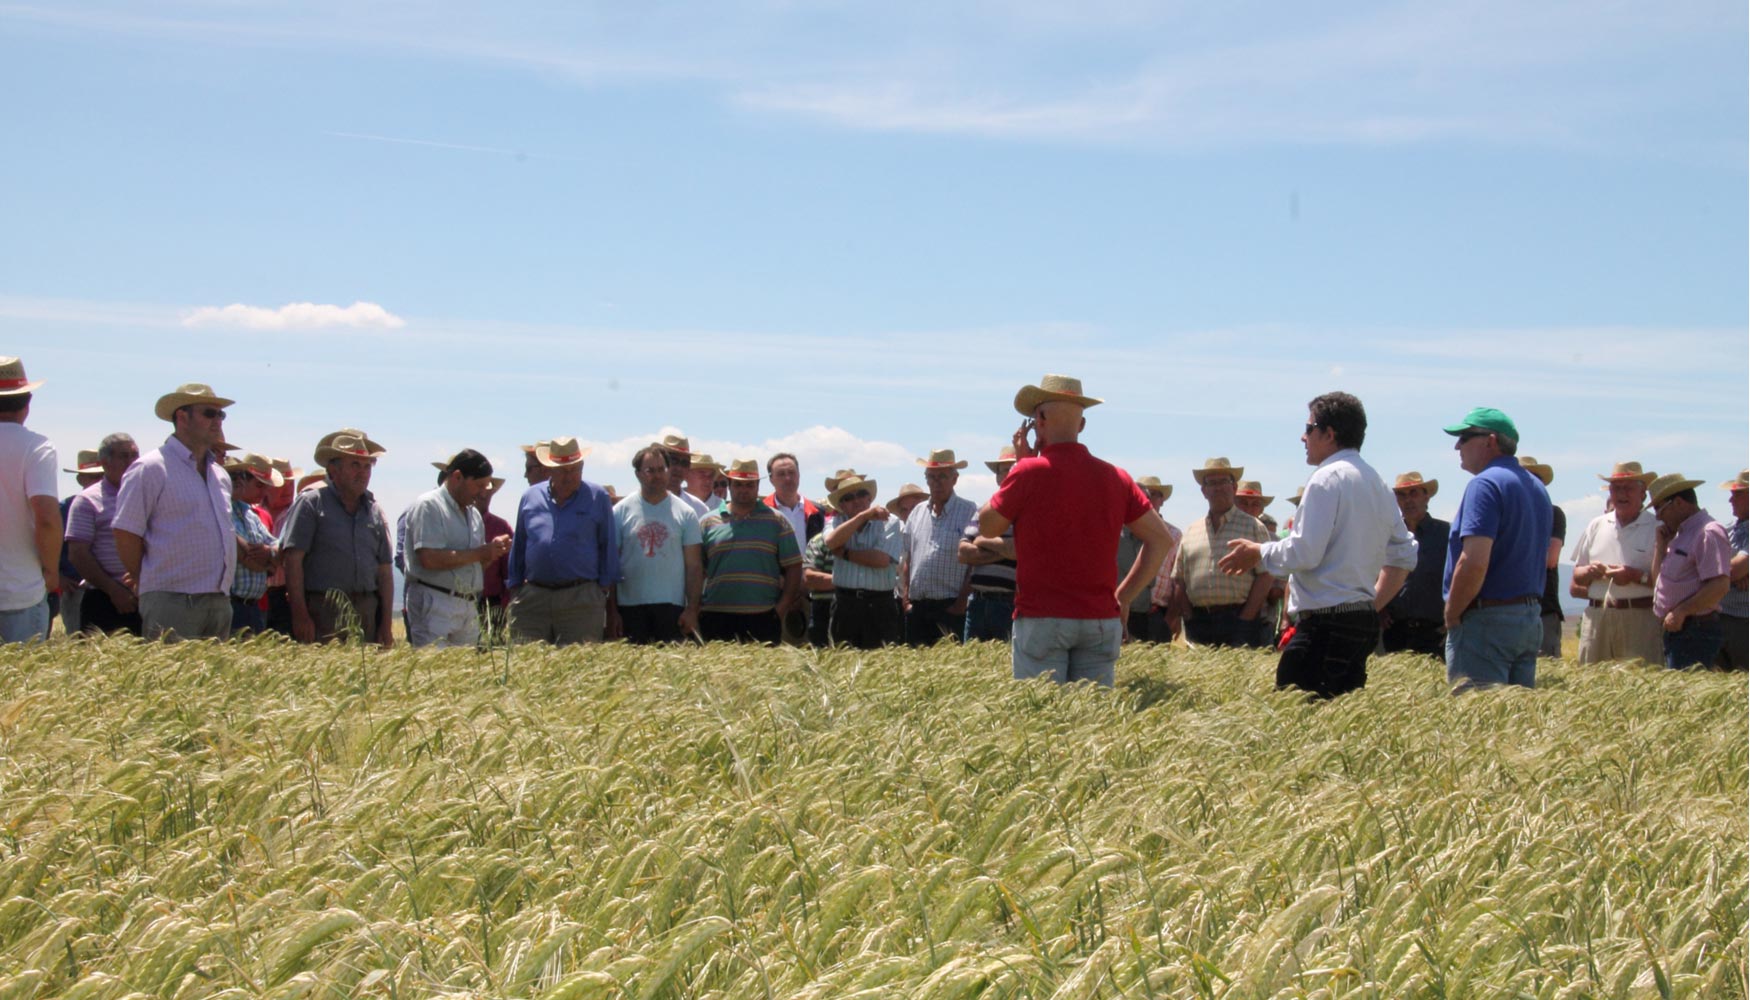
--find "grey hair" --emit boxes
[97,432,136,460]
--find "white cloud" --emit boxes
[181,301,406,331]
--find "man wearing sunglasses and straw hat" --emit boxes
[977,375,1173,686]
[1568,460,1662,666]
[1648,472,1733,670]
[279,429,395,647]
[1380,471,1449,657]
[822,472,904,648]
[507,436,619,646]
[112,382,238,642]
[0,357,60,644]
[222,452,282,635]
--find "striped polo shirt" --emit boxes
[701,505,802,613]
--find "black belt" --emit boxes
[415,578,477,600]
[1589,597,1653,609]
[1191,602,1246,615]
[1683,612,1721,625]
[971,587,1015,597]
[528,578,588,590]
[836,587,894,598]
[1469,594,1539,610]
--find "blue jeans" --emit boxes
[1012,616,1121,687]
[964,591,1014,642]
[1664,614,1725,670]
[231,597,268,636]
[1445,603,1540,692]
[0,597,51,644]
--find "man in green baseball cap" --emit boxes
[1439,406,1553,693]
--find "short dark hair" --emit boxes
[1308,392,1366,450]
[632,444,667,472]
[767,452,799,474]
[98,432,136,460]
[0,393,31,414]
[1668,488,1698,507]
[444,448,493,480]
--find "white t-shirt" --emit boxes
[614,493,703,607]
[0,423,58,610]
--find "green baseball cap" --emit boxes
[1442,406,1519,443]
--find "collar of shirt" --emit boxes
[162,433,219,474]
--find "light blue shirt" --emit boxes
[1259,449,1417,614]
[832,516,904,591]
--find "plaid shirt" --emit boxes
[1172,508,1270,607]
[112,435,236,595]
[903,495,977,599]
[230,499,274,601]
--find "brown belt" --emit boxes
[1468,594,1539,610]
[1589,597,1653,609]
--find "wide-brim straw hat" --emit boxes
[722,458,762,482]
[1286,486,1306,507]
[63,449,101,475]
[690,453,725,473]
[828,473,879,507]
[985,446,1017,473]
[1392,471,1440,496]
[224,452,286,488]
[295,471,328,492]
[154,383,234,422]
[1192,457,1244,485]
[313,428,385,465]
[535,436,590,468]
[0,357,43,396]
[271,458,298,480]
[1013,374,1103,417]
[1649,473,1705,506]
[1235,480,1273,505]
[1515,457,1552,486]
[1135,475,1172,500]
[824,468,859,493]
[659,433,691,455]
[1598,461,1655,485]
[886,482,927,509]
[314,432,387,466]
[1722,469,1748,492]
[917,449,968,470]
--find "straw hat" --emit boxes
[271,457,298,480]
[1648,473,1705,507]
[1598,461,1656,486]
[1516,458,1553,486]
[1235,480,1273,505]
[1135,475,1172,500]
[1392,471,1440,497]
[828,473,879,507]
[295,472,328,492]
[689,452,725,473]
[313,431,386,466]
[520,440,553,455]
[1013,374,1102,417]
[824,468,859,493]
[722,458,761,482]
[659,433,691,455]
[223,452,286,488]
[1192,457,1244,485]
[154,383,233,422]
[984,446,1017,473]
[886,482,927,509]
[534,437,589,468]
[1721,470,1748,492]
[917,448,968,470]
[1286,486,1306,507]
[63,449,101,475]
[0,357,43,396]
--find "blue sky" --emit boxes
[3,0,1745,543]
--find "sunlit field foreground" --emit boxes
[0,638,1742,999]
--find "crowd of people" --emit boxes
[2,355,1745,696]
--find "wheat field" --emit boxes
[0,637,1741,999]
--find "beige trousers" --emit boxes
[509,581,606,646]
[1576,605,1663,665]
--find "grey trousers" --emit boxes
[140,591,232,642]
[509,581,606,646]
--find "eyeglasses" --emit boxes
[1456,431,1489,445]
[842,490,871,502]
[1303,422,1322,435]
[184,406,226,420]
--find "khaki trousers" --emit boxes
[140,591,232,643]
[509,581,606,646]
[1576,605,1663,665]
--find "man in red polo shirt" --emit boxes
[974,374,1173,686]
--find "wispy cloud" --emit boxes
[181,301,406,331]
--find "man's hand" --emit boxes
[868,506,890,522]
[1603,565,1641,586]
[605,607,624,640]
[105,579,138,614]
[292,608,316,644]
[1663,609,1687,632]
[41,567,59,595]
[1120,615,1133,645]
[678,606,699,637]
[1218,539,1263,575]
[1011,421,1036,460]
[487,536,512,561]
[376,618,394,650]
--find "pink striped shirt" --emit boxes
[112,435,236,595]
[64,477,126,579]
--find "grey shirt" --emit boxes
[280,485,393,593]
[403,485,485,595]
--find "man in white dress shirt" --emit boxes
[1219,391,1418,698]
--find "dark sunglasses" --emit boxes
[841,490,871,502]
[1303,422,1322,435]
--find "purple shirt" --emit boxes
[112,435,236,595]
[1653,509,1732,617]
[65,477,126,579]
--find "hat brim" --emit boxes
[985,459,1017,473]
[917,460,969,470]
[1652,478,1707,505]
[828,479,879,506]
[0,379,44,397]
[1192,467,1244,485]
[535,444,590,468]
[1598,473,1657,486]
[64,465,102,475]
[1393,480,1440,497]
[154,393,235,422]
[1722,479,1748,491]
[1013,385,1103,418]
[314,444,387,465]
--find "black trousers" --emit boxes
[807,598,834,647]
[1277,609,1380,699]
[905,598,964,647]
[700,609,781,645]
[621,603,684,644]
[831,589,901,650]
[1381,616,1444,657]
[80,587,143,637]
[1185,606,1271,648]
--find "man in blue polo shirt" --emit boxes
[1441,407,1553,692]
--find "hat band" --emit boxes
[0,377,28,389]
